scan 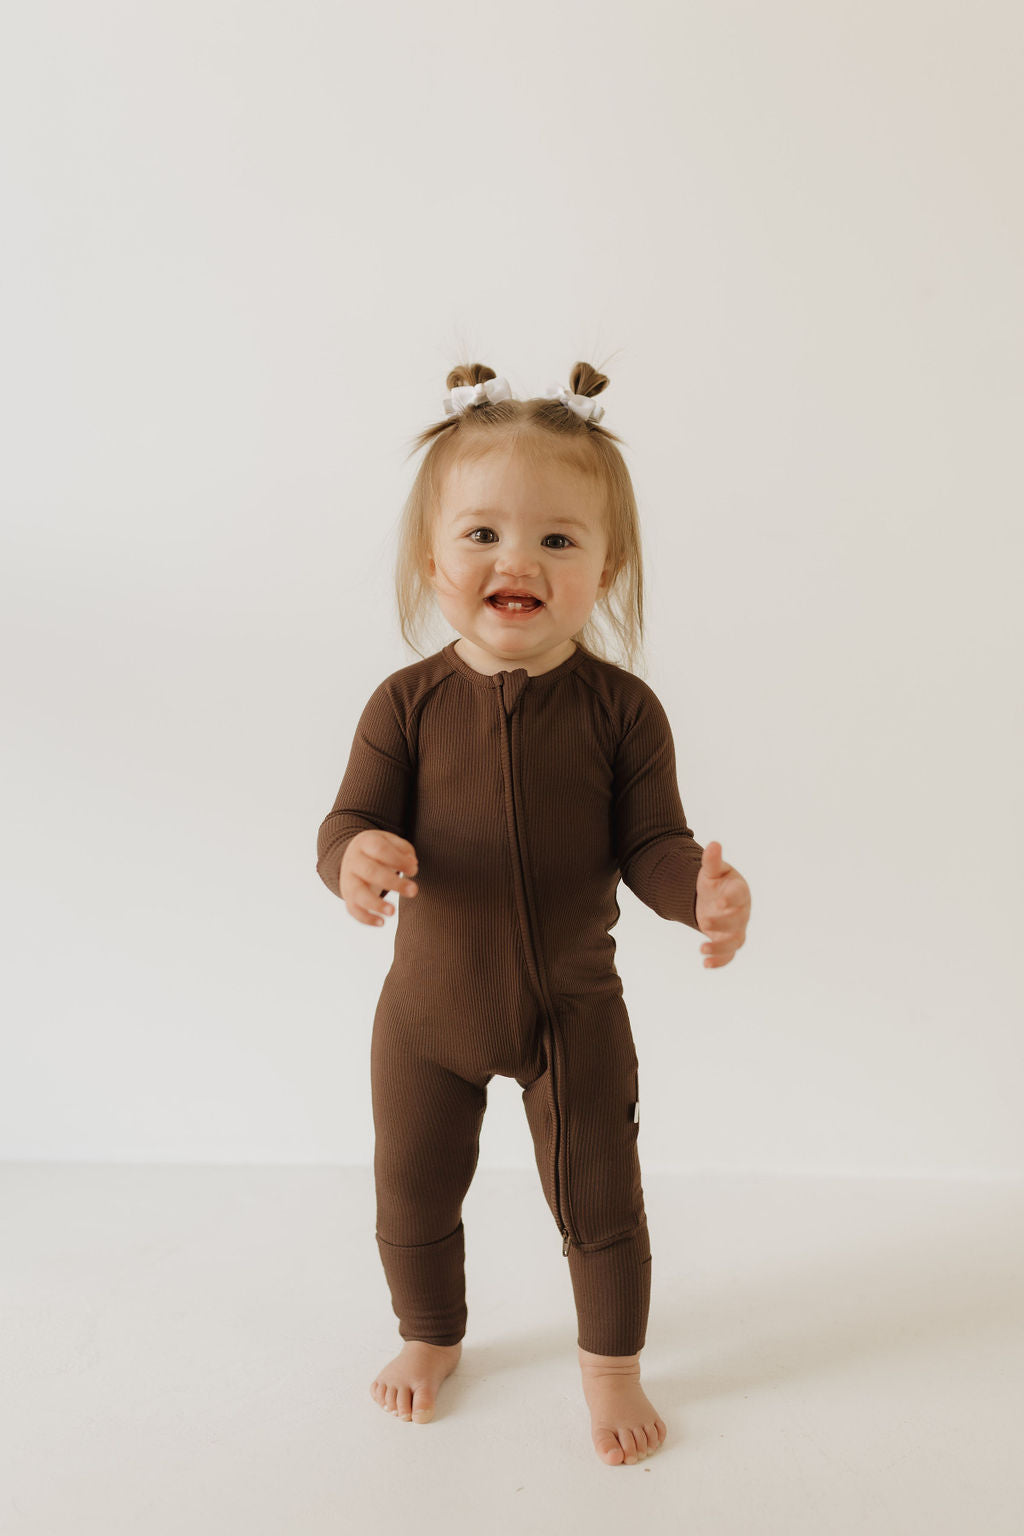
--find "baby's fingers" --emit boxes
[345,876,396,927]
[347,870,418,928]
[700,936,739,968]
[371,858,419,903]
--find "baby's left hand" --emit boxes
[695,842,751,969]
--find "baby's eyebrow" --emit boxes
[453,510,592,530]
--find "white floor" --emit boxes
[2,1163,1021,1535]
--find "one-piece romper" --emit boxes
[315,639,704,1356]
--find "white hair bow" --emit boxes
[543,382,605,424]
[443,376,514,416]
[441,374,606,424]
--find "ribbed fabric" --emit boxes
[316,639,704,1355]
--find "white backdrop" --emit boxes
[2,1,1020,1176]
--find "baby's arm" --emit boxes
[612,682,704,932]
[316,680,414,901]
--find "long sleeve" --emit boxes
[613,682,704,931]
[315,681,414,900]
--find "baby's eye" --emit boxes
[466,529,574,549]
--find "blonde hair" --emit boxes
[393,361,647,677]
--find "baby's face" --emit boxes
[428,446,612,675]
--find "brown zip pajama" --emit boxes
[316,640,704,1356]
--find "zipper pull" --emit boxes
[562,1230,571,1257]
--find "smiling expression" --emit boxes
[427,444,612,676]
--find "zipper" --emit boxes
[496,671,574,1259]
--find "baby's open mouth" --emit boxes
[486,594,544,610]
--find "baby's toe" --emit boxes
[411,1386,435,1423]
[619,1428,640,1464]
[396,1386,413,1420]
[594,1430,625,1464]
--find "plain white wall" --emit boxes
[1,2,1021,1176]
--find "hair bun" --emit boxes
[445,364,497,391]
[568,361,610,399]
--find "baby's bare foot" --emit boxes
[578,1346,668,1466]
[370,1338,463,1424]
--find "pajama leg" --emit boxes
[567,1217,651,1357]
[371,1008,489,1346]
[520,992,652,1356]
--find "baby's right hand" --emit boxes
[339,831,419,926]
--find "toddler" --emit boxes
[315,361,752,1466]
